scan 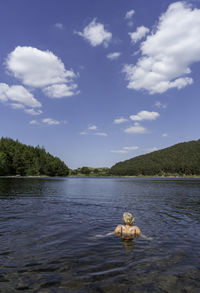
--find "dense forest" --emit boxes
[70,166,110,176]
[110,140,200,176]
[0,137,69,176]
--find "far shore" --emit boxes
[1,175,200,179]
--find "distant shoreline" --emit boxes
[1,175,200,179]
[70,175,200,179]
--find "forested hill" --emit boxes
[0,137,69,176]
[110,140,200,176]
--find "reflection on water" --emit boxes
[0,177,200,292]
[121,239,136,253]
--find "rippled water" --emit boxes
[0,177,200,292]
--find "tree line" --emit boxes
[110,140,200,176]
[0,137,69,176]
[70,166,110,176]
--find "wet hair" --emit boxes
[123,212,134,225]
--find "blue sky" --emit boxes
[0,0,200,168]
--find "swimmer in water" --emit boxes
[114,212,141,240]
[93,212,152,240]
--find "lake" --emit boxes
[0,177,200,292]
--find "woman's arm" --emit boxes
[93,231,115,238]
[114,224,121,235]
[140,233,153,240]
[135,226,152,240]
[135,226,141,236]
[93,225,121,239]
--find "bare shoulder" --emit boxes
[114,224,122,234]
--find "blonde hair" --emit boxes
[123,212,134,225]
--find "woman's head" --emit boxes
[123,212,134,225]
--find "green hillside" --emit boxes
[0,137,69,176]
[110,140,200,176]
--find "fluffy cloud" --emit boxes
[24,108,42,116]
[123,146,138,151]
[10,103,25,109]
[113,117,128,124]
[54,23,63,29]
[94,132,108,136]
[80,125,107,136]
[130,110,159,121]
[111,145,138,154]
[123,2,200,94]
[30,118,66,125]
[124,122,147,134]
[30,120,39,125]
[129,26,149,43]
[10,102,42,115]
[125,10,135,20]
[43,83,79,98]
[162,133,168,137]
[42,118,60,125]
[111,150,128,154]
[80,131,88,135]
[88,125,97,130]
[76,19,112,47]
[107,52,121,60]
[7,46,70,87]
[155,101,167,109]
[6,46,78,98]
[0,83,42,114]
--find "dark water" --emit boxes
[0,177,200,293]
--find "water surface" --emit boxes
[0,177,200,292]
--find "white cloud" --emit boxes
[111,150,128,154]
[30,120,39,125]
[88,125,97,130]
[123,146,138,151]
[42,118,60,125]
[162,133,168,137]
[145,147,158,153]
[6,46,78,98]
[124,122,147,134]
[129,26,149,43]
[0,83,9,102]
[80,127,107,136]
[76,19,112,47]
[7,85,41,107]
[55,23,63,29]
[24,108,43,116]
[30,118,66,126]
[94,132,108,136]
[80,125,108,136]
[0,83,41,108]
[123,2,200,94]
[130,110,160,121]
[125,10,135,20]
[6,46,70,87]
[10,102,42,115]
[10,103,25,109]
[80,131,88,135]
[111,145,138,154]
[43,83,79,98]
[127,21,134,27]
[155,101,167,109]
[107,52,121,60]
[113,117,128,124]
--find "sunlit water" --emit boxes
[0,177,200,292]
